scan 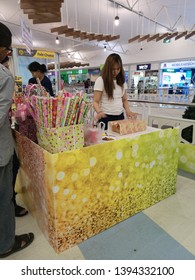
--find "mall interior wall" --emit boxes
[86,38,195,68]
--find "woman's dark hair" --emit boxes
[101,53,125,99]
[28,61,47,73]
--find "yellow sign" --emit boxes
[34,50,55,59]
[17,48,55,59]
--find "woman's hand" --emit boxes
[126,110,138,120]
[95,111,107,120]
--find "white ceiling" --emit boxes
[1,0,195,65]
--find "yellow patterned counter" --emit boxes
[15,127,179,253]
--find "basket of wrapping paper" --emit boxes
[36,124,84,153]
[12,82,49,142]
[24,89,91,153]
[108,119,147,135]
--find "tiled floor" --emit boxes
[4,169,195,260]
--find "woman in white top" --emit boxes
[93,53,137,130]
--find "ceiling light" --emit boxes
[104,46,107,51]
[115,4,119,26]
[115,15,119,26]
[55,36,59,44]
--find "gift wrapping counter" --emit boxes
[15,126,179,253]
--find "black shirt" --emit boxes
[28,76,54,96]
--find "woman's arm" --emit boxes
[93,90,106,119]
[122,92,138,119]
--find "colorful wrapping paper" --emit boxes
[23,96,36,120]
[33,96,41,127]
[109,119,147,135]
[74,97,83,125]
[23,88,91,130]
[55,96,63,127]
[61,97,71,126]
[17,116,37,143]
[65,98,75,126]
[81,102,91,123]
[69,96,80,125]
[77,101,86,124]
[41,97,49,128]
[37,97,44,127]
[51,98,58,128]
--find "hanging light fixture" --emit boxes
[115,15,119,26]
[55,36,59,44]
[115,5,119,26]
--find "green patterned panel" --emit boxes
[46,127,179,252]
[178,143,195,174]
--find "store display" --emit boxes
[144,70,158,94]
[17,85,91,153]
[15,127,179,253]
[109,119,147,135]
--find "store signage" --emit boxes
[34,51,55,59]
[61,69,88,75]
[163,69,175,72]
[88,68,100,75]
[163,38,171,43]
[21,18,33,54]
[161,60,195,69]
[17,48,55,59]
[136,64,151,70]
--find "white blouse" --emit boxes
[94,76,127,115]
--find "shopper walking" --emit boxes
[93,53,137,130]
[0,22,34,258]
[28,61,54,96]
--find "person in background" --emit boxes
[183,82,189,98]
[93,53,137,130]
[180,74,185,81]
[1,56,28,217]
[0,22,34,258]
[28,61,54,96]
[84,78,90,93]
[137,80,143,95]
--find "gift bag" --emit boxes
[36,124,84,154]
[84,121,105,146]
